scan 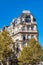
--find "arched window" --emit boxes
[25,15,31,22]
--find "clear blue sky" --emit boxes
[0,0,43,46]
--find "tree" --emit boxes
[18,38,43,65]
[40,49,43,61]
[0,30,14,65]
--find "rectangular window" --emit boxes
[31,26,34,30]
[31,35,34,38]
[27,35,31,40]
[27,25,31,30]
[22,26,25,31]
[22,34,26,40]
[23,35,26,40]
[22,41,26,47]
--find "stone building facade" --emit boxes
[2,10,38,56]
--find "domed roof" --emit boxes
[20,10,31,18]
[22,10,30,14]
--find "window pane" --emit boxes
[22,26,25,31]
[27,25,31,30]
[27,35,31,40]
[31,35,34,38]
[25,15,31,22]
[31,26,34,30]
[23,34,26,40]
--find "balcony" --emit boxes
[14,29,38,35]
[20,30,38,34]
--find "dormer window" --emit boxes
[25,15,31,22]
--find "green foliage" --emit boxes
[18,38,43,65]
[40,49,43,61]
[0,30,14,60]
[0,30,43,65]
